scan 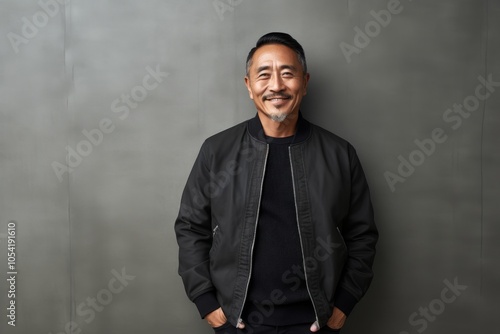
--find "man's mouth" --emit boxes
[264,94,291,100]
[264,95,292,102]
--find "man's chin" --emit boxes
[270,113,288,123]
[258,108,297,123]
[260,109,290,122]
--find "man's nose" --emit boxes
[269,73,285,92]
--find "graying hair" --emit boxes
[245,32,307,76]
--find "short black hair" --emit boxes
[246,32,307,75]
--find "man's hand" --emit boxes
[309,307,347,332]
[206,308,227,328]
[326,307,347,330]
[206,308,246,329]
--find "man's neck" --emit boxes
[257,112,298,138]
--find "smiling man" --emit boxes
[244,41,308,129]
[175,32,378,334]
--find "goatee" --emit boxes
[269,112,288,123]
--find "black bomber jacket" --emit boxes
[175,113,378,329]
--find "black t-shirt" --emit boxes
[242,135,315,326]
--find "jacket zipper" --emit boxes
[237,144,269,327]
[289,147,320,328]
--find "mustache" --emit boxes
[263,93,292,101]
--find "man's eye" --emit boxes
[282,72,294,77]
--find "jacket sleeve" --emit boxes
[174,142,220,309]
[337,144,378,308]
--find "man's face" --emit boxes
[245,44,310,123]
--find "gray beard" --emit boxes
[269,112,288,123]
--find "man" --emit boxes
[175,32,378,333]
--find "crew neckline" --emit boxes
[264,134,295,145]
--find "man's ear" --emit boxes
[244,76,254,100]
[303,73,310,96]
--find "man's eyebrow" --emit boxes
[255,64,298,73]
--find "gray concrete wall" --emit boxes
[0,0,498,333]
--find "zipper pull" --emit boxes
[237,318,246,329]
[310,320,320,332]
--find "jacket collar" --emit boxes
[247,112,311,144]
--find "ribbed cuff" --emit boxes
[194,291,221,319]
[334,288,358,317]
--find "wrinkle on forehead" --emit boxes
[255,64,298,73]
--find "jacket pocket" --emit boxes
[336,227,347,251]
[210,225,221,255]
